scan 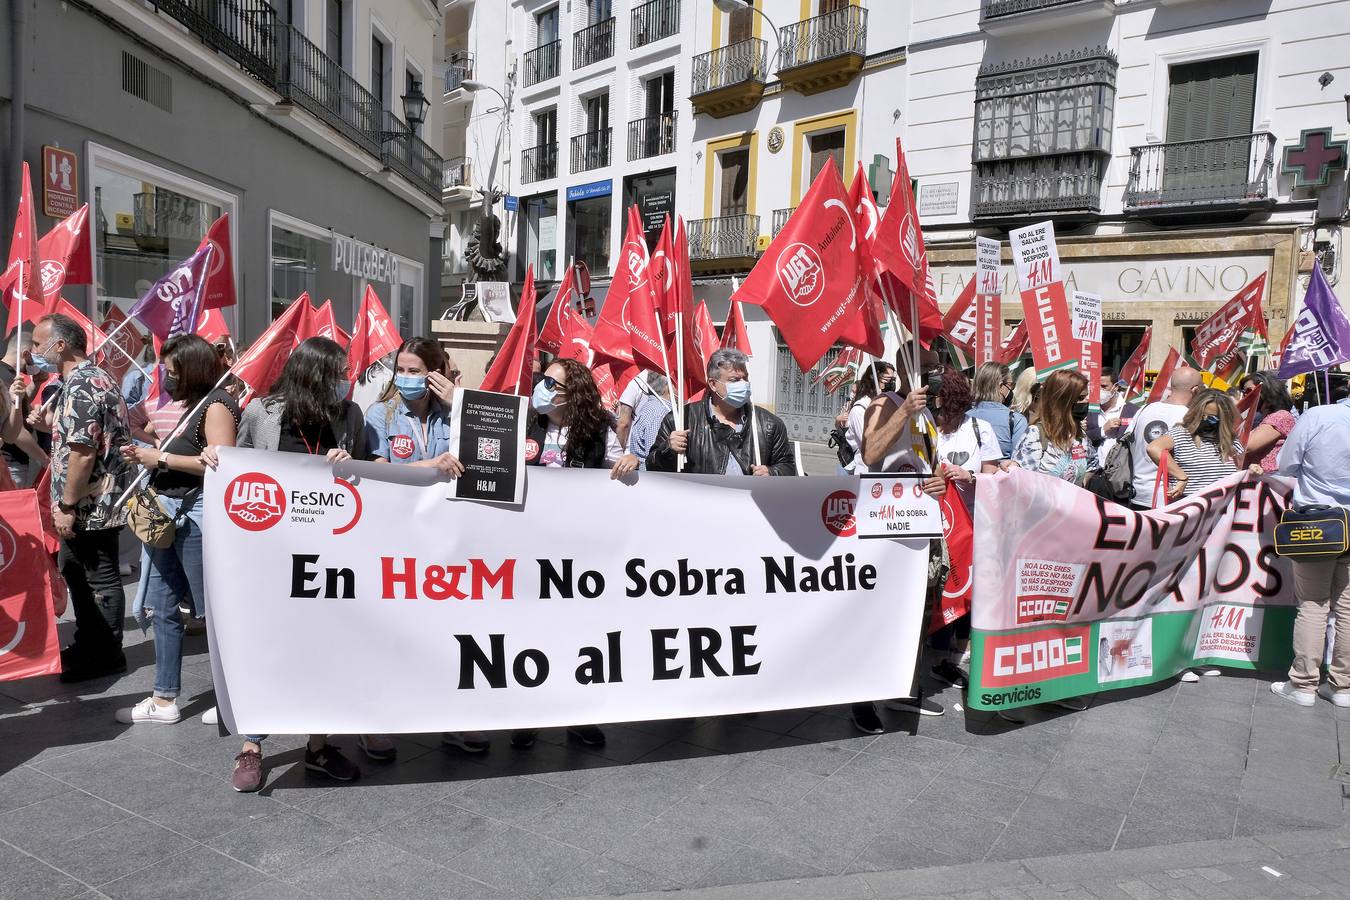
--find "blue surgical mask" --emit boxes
[532,380,559,415]
[721,380,752,408]
[27,354,57,375]
[394,374,427,401]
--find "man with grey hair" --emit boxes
[648,347,795,475]
[31,312,133,682]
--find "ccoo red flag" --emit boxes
[735,163,871,371]
[942,278,978,355]
[481,267,539,396]
[231,297,312,396]
[196,214,236,310]
[347,286,401,387]
[1191,273,1266,371]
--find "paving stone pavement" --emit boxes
[3,581,1349,899]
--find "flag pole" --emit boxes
[750,402,762,469]
[14,260,23,372]
[673,310,686,473]
[112,368,235,509]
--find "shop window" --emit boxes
[522,194,558,281]
[568,194,611,277]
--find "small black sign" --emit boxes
[448,389,528,505]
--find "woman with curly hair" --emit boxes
[527,357,630,470]
[1241,372,1297,472]
[932,366,1001,486]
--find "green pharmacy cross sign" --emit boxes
[1281,127,1348,188]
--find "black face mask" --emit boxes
[1198,415,1220,435]
[1071,402,1090,422]
[924,371,943,411]
[162,373,180,398]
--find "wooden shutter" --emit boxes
[821,0,850,12]
[719,149,749,217]
[729,7,753,43]
[1166,54,1257,142]
[809,130,846,180]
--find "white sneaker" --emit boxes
[115,697,181,725]
[1179,670,1200,683]
[1317,683,1350,708]
[1271,681,1315,707]
[202,706,219,725]
[1197,666,1221,677]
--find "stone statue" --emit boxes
[466,188,507,283]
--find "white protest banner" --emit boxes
[968,468,1295,712]
[1070,290,1102,408]
[204,450,928,735]
[855,474,943,540]
[974,237,1001,367]
[1010,221,1078,379]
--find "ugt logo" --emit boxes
[821,490,857,537]
[777,243,825,307]
[225,473,286,532]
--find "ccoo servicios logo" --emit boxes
[224,471,362,535]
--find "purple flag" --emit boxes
[1277,265,1350,378]
[129,244,212,341]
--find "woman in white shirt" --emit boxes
[933,367,1002,486]
[841,362,896,473]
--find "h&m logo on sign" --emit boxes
[982,627,1090,687]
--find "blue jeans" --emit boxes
[145,492,204,699]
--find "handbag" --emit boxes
[125,486,177,549]
[1274,505,1350,558]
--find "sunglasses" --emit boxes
[542,374,564,391]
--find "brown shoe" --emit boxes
[232,749,263,793]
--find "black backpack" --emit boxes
[1087,429,1136,503]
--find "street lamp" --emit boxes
[1344,93,1349,124]
[460,76,516,220]
[712,0,781,63]
[401,80,429,129]
[460,79,506,107]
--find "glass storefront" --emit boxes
[624,169,676,249]
[90,144,237,323]
[270,220,355,324]
[521,193,557,282]
[567,194,611,278]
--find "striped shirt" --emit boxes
[1165,424,1241,496]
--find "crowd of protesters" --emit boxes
[5,311,1350,794]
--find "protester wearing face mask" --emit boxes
[115,335,238,726]
[933,367,1002,488]
[1086,368,1138,446]
[1147,389,1253,501]
[31,314,134,682]
[1011,369,1100,487]
[1,328,50,486]
[210,336,372,792]
[968,361,1025,462]
[648,348,795,476]
[365,338,465,479]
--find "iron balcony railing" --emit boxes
[273,23,382,156]
[772,207,796,237]
[573,18,615,68]
[631,0,680,48]
[380,110,443,198]
[982,0,1098,18]
[523,39,561,87]
[778,5,866,72]
[691,38,769,96]
[443,156,472,190]
[1124,132,1277,211]
[687,214,760,261]
[973,155,1103,218]
[571,129,612,173]
[149,0,278,85]
[444,51,474,92]
[522,142,558,183]
[627,113,676,160]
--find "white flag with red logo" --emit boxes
[735,163,872,372]
[1010,220,1078,379]
[1191,273,1266,371]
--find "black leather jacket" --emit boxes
[648,398,796,476]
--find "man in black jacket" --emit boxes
[648,348,796,476]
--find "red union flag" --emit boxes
[873,139,934,313]
[231,296,311,396]
[736,163,870,371]
[974,236,1002,367]
[943,278,978,354]
[0,490,63,681]
[557,300,596,364]
[98,305,145,384]
[347,285,402,386]
[1191,273,1266,371]
[1,162,46,324]
[196,214,236,310]
[311,299,350,346]
[931,485,974,633]
[995,320,1028,366]
[591,212,667,371]
[1148,347,1181,404]
[1236,384,1262,446]
[720,297,753,355]
[480,266,538,396]
[196,307,231,346]
[3,204,94,316]
[1119,326,1152,400]
[1010,220,1077,378]
[537,264,577,355]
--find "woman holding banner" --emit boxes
[1011,370,1099,487]
[210,337,372,791]
[115,335,238,728]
